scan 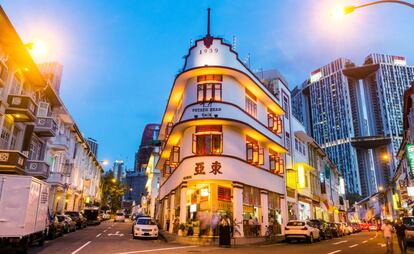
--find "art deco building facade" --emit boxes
[156,27,290,238]
[293,54,414,197]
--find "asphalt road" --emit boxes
[26,221,414,254]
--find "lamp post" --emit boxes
[332,0,414,19]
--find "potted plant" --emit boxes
[178,223,186,236]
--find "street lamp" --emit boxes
[332,0,414,18]
[111,178,116,183]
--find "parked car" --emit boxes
[327,223,342,238]
[368,224,378,231]
[336,223,346,236]
[57,215,77,233]
[309,219,332,240]
[132,217,159,239]
[403,216,414,242]
[48,216,65,239]
[351,223,361,233]
[285,220,320,243]
[65,211,87,229]
[343,223,353,235]
[114,212,126,222]
[360,223,369,231]
[101,211,111,220]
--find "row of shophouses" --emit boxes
[142,26,347,238]
[0,7,102,214]
[348,81,414,223]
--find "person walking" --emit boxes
[381,220,394,254]
[394,219,407,254]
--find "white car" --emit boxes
[133,217,158,239]
[102,211,111,220]
[114,212,125,222]
[285,220,320,243]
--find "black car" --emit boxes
[65,211,87,229]
[48,216,64,239]
[310,219,332,240]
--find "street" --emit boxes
[26,220,414,254]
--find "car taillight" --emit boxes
[301,227,307,230]
[285,227,289,230]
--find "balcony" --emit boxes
[0,150,27,175]
[49,135,69,151]
[25,160,50,180]
[47,172,66,186]
[34,117,58,137]
[5,95,38,122]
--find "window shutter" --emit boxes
[258,148,264,165]
[268,113,274,129]
[279,158,285,174]
[253,145,259,164]
[192,134,197,154]
[171,146,180,165]
[37,102,49,117]
[246,143,253,163]
[269,155,275,172]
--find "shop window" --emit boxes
[192,125,222,155]
[267,110,282,135]
[269,150,284,174]
[170,146,180,166]
[218,186,231,201]
[246,136,264,165]
[245,89,257,117]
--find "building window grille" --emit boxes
[170,146,180,166]
[245,89,257,117]
[197,83,222,102]
[246,136,264,165]
[267,111,283,135]
[269,150,284,174]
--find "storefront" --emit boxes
[242,185,261,237]
[268,192,282,235]
[298,196,312,221]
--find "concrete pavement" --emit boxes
[27,221,414,254]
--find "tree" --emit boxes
[100,171,126,213]
[346,192,363,206]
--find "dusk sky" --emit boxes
[2,0,413,170]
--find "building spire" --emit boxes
[207,8,211,36]
[203,7,213,48]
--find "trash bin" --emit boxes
[219,225,231,247]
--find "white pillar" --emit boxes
[179,183,187,224]
[169,191,175,233]
[260,190,268,236]
[280,196,287,235]
[233,183,244,237]
[163,198,169,230]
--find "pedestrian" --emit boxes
[394,219,407,254]
[381,220,394,254]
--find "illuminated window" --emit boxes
[267,110,283,135]
[197,74,223,82]
[170,146,180,166]
[269,149,284,174]
[246,136,264,165]
[192,125,222,155]
[245,90,257,117]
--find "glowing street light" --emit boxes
[378,186,384,192]
[101,160,109,166]
[111,178,116,183]
[331,0,414,19]
[382,153,390,162]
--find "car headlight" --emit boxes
[134,227,141,231]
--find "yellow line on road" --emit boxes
[115,246,198,254]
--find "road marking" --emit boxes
[96,233,102,238]
[377,243,386,247]
[261,243,286,247]
[333,240,348,245]
[327,250,341,254]
[108,231,124,237]
[103,230,107,233]
[115,246,198,254]
[71,241,91,254]
[362,240,368,243]
[349,244,358,248]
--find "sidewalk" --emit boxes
[159,230,284,246]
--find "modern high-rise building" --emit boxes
[86,137,99,157]
[292,54,414,197]
[134,124,160,173]
[113,160,124,182]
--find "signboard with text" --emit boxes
[406,144,414,177]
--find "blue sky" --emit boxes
[2,0,414,169]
